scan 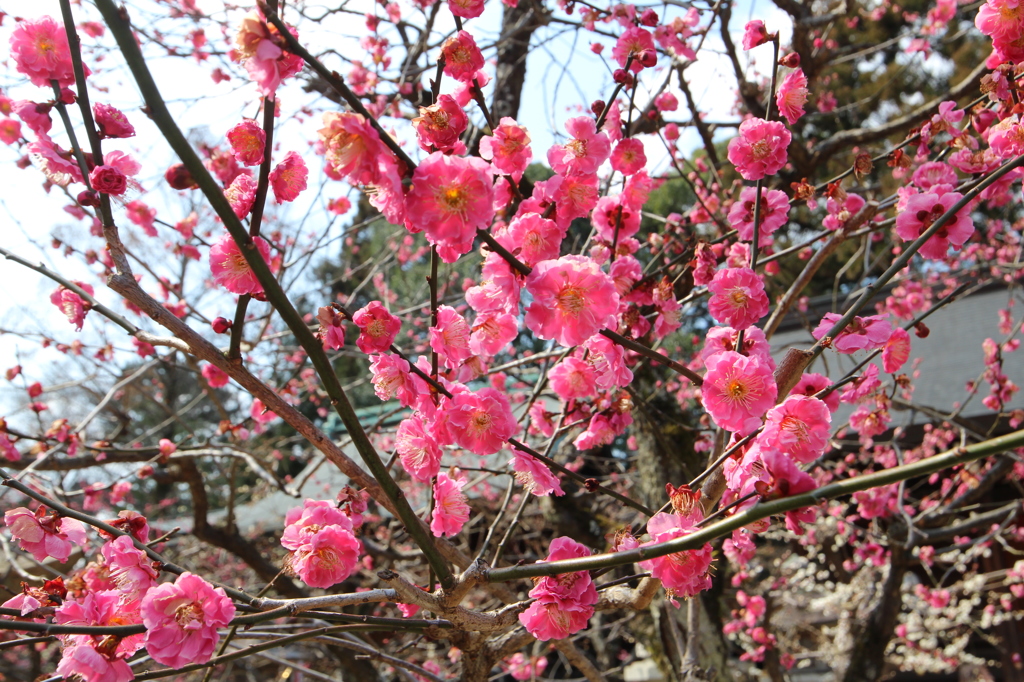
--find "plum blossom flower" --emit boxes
[792,372,840,412]
[369,353,416,404]
[431,472,470,537]
[612,27,657,72]
[5,506,87,562]
[51,283,94,331]
[352,301,401,354]
[894,191,974,259]
[518,537,598,640]
[291,525,362,588]
[318,112,386,185]
[505,653,548,681]
[707,267,770,330]
[584,335,633,388]
[441,31,485,83]
[610,138,647,176]
[727,187,789,244]
[525,255,620,347]
[226,119,265,166]
[202,363,229,388]
[233,10,304,96]
[430,305,473,369]
[317,306,345,351]
[89,165,127,196]
[448,0,485,19]
[447,387,517,455]
[93,103,135,139]
[502,213,562,266]
[10,17,75,88]
[469,311,518,357]
[701,326,775,369]
[812,313,892,353]
[224,172,258,218]
[549,357,599,401]
[141,572,236,667]
[100,535,159,598]
[727,118,791,181]
[405,152,495,262]
[511,451,564,497]
[775,69,808,125]
[758,395,831,464]
[269,152,307,203]
[209,234,272,296]
[701,351,777,434]
[55,590,141,682]
[742,20,771,50]
[547,117,611,177]
[883,327,912,373]
[413,94,468,153]
[479,117,532,179]
[640,502,713,599]
[396,416,443,482]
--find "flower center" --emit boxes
[751,139,771,160]
[779,415,809,443]
[174,601,203,628]
[728,288,749,307]
[726,379,749,402]
[367,319,388,338]
[556,285,587,317]
[440,186,468,214]
[566,138,588,159]
[470,411,492,434]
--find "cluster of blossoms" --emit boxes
[3,508,235,682]
[281,498,364,588]
[518,537,600,640]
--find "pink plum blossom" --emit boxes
[728,187,790,245]
[549,357,599,401]
[318,112,386,185]
[202,363,230,388]
[758,395,832,464]
[93,103,135,139]
[894,191,974,259]
[610,138,647,175]
[448,0,485,19]
[812,313,893,353]
[776,69,809,125]
[209,234,272,296]
[469,311,518,357]
[707,267,770,331]
[353,301,402,354]
[50,283,94,330]
[291,525,362,588]
[479,117,532,179]
[369,353,416,405]
[282,499,353,551]
[701,326,775,369]
[224,172,258,218]
[511,451,564,496]
[612,27,657,72]
[100,535,159,598]
[413,94,468,153]
[447,387,517,455]
[583,335,634,388]
[640,509,714,600]
[791,372,840,412]
[441,31,485,83]
[10,17,76,88]
[396,416,443,482]
[233,10,304,96]
[227,119,266,166]
[701,351,778,434]
[5,506,87,562]
[547,117,611,177]
[502,213,563,266]
[518,537,598,640]
[141,572,236,667]
[727,118,791,181]
[317,306,346,351]
[405,152,495,262]
[525,255,620,347]
[431,472,471,537]
[742,20,771,50]
[883,327,912,373]
[89,165,127,196]
[270,151,308,203]
[430,305,474,369]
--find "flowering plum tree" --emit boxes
[1,0,1024,681]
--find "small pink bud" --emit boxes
[212,317,233,334]
[77,190,100,207]
[639,8,659,26]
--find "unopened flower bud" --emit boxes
[613,69,634,86]
[778,52,800,68]
[137,465,154,479]
[639,49,658,68]
[639,8,659,26]
[212,317,233,334]
[164,163,198,190]
[914,322,930,338]
[77,190,100,207]
[591,99,606,117]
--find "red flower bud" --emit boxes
[77,190,100,207]
[212,317,233,334]
[778,52,801,68]
[639,8,659,26]
[164,163,198,190]
[591,99,606,117]
[613,69,634,86]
